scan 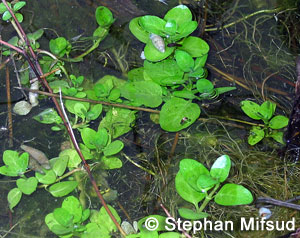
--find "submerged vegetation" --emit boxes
[0,0,299,237]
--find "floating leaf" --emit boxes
[144,40,174,62]
[62,196,83,223]
[196,79,214,94]
[16,177,38,195]
[164,5,192,26]
[159,97,200,132]
[8,188,22,211]
[179,36,209,57]
[269,115,289,129]
[49,181,78,197]
[129,17,149,43]
[214,183,253,206]
[175,50,194,72]
[95,6,114,27]
[139,15,166,36]
[121,81,162,107]
[210,155,231,182]
[53,208,73,228]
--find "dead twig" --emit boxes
[5,66,13,147]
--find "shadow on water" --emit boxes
[0,0,300,237]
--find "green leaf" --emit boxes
[103,140,124,156]
[2,11,12,21]
[144,40,174,62]
[16,177,38,195]
[129,17,149,43]
[15,13,23,23]
[128,67,144,81]
[62,196,83,223]
[45,213,73,236]
[80,128,98,149]
[178,159,209,192]
[268,131,284,144]
[0,3,10,14]
[53,155,69,177]
[99,108,136,138]
[173,90,196,99]
[197,174,218,190]
[240,101,261,120]
[33,108,62,124]
[13,1,26,11]
[8,188,22,211]
[210,155,231,182]
[81,222,109,238]
[179,36,209,57]
[175,50,194,72]
[178,208,209,220]
[32,29,44,41]
[259,101,276,121]
[196,79,214,93]
[214,183,253,206]
[170,21,197,41]
[159,97,200,132]
[54,208,73,227]
[93,26,109,40]
[269,115,289,129]
[94,128,109,150]
[189,67,206,78]
[65,100,90,115]
[144,60,184,86]
[35,169,57,184]
[175,171,205,208]
[86,104,102,121]
[121,81,162,107]
[215,87,236,95]
[139,16,166,35]
[74,103,87,120]
[164,19,177,36]
[49,181,78,197]
[138,215,167,232]
[194,55,208,69]
[0,151,28,176]
[95,6,114,27]
[59,149,81,168]
[100,157,123,169]
[164,5,192,26]
[97,205,121,233]
[49,37,70,57]
[159,232,181,238]
[248,126,265,145]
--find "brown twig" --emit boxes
[5,66,13,147]
[261,71,279,101]
[1,1,126,236]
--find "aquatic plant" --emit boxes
[241,100,289,145]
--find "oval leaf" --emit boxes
[214,183,253,206]
[178,208,209,220]
[210,155,231,182]
[95,6,114,27]
[240,101,261,120]
[269,115,289,129]
[175,50,194,72]
[103,140,124,156]
[16,177,38,195]
[49,181,78,197]
[8,188,22,211]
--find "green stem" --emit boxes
[205,8,286,32]
[198,183,220,213]
[208,115,264,127]
[110,47,127,75]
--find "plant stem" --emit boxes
[198,183,220,213]
[208,115,264,127]
[205,8,284,32]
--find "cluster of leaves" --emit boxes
[0,150,78,211]
[126,5,235,132]
[175,155,253,220]
[241,100,289,145]
[0,1,25,22]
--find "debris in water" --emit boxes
[21,144,51,169]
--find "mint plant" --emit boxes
[241,100,289,145]
[175,155,253,220]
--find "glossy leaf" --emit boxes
[196,79,214,93]
[164,19,177,36]
[129,17,149,43]
[62,196,83,223]
[197,174,218,190]
[210,155,231,182]
[49,181,78,197]
[139,15,166,35]
[175,50,194,72]
[164,5,192,26]
[103,140,124,156]
[16,177,38,195]
[15,13,23,23]
[194,55,208,69]
[8,188,22,211]
[178,208,209,220]
[214,183,253,206]
[53,155,69,177]
[269,115,289,129]
[35,169,57,184]
[179,36,209,57]
[159,97,200,132]
[259,101,276,121]
[144,40,174,62]
[95,6,114,27]
[33,108,62,124]
[240,100,261,120]
[248,126,265,145]
[178,159,209,191]
[13,1,26,11]
[121,81,162,107]
[0,3,10,14]
[54,208,73,227]
[2,11,12,21]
